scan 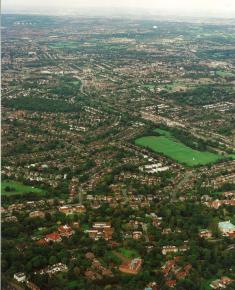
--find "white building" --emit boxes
[218,221,235,236]
[14,272,26,283]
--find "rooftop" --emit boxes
[218,221,235,230]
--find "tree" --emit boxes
[49,255,58,265]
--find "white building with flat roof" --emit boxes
[14,272,26,283]
[218,221,235,236]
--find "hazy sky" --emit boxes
[3,0,235,16]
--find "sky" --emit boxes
[3,0,235,17]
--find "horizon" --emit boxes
[2,0,235,18]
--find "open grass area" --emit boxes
[67,281,80,289]
[135,131,222,166]
[202,278,218,290]
[143,84,155,90]
[210,191,223,196]
[117,248,139,259]
[216,70,235,78]
[49,41,79,49]
[1,180,44,196]
[228,154,235,159]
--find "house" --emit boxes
[86,227,113,241]
[86,229,99,240]
[16,243,28,252]
[59,204,86,215]
[38,263,68,276]
[210,276,234,289]
[152,216,162,228]
[91,258,113,277]
[220,277,234,287]
[14,272,26,283]
[145,282,158,290]
[85,252,95,260]
[84,270,99,280]
[93,222,111,229]
[132,231,143,240]
[210,279,223,289]
[199,229,212,239]
[45,232,62,243]
[1,207,6,213]
[218,221,235,236]
[58,225,74,237]
[162,228,172,235]
[36,238,48,246]
[166,280,177,288]
[46,263,68,276]
[72,222,80,229]
[176,264,192,279]
[223,192,235,198]
[205,200,222,209]
[86,222,113,240]
[162,246,178,255]
[8,203,24,211]
[162,256,180,276]
[139,163,169,173]
[103,227,113,240]
[29,211,45,218]
[179,244,189,253]
[4,215,18,222]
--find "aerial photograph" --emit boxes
[1,0,235,289]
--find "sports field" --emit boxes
[135,135,221,166]
[1,180,44,196]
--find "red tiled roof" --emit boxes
[45,232,61,241]
[166,280,177,287]
[36,238,48,245]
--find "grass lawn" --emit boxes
[49,41,78,49]
[1,180,44,196]
[216,70,235,78]
[70,80,81,86]
[203,278,218,290]
[210,191,222,196]
[228,154,235,159]
[81,224,89,231]
[67,281,79,289]
[143,84,155,90]
[135,135,221,166]
[118,248,139,259]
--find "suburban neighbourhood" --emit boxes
[1,13,235,290]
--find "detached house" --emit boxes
[132,231,143,240]
[59,204,86,215]
[162,246,178,255]
[218,221,235,236]
[199,229,212,239]
[14,272,26,283]
[45,232,62,243]
[86,222,113,240]
[58,225,74,237]
[29,211,45,218]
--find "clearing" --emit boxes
[135,130,222,166]
[1,180,44,196]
